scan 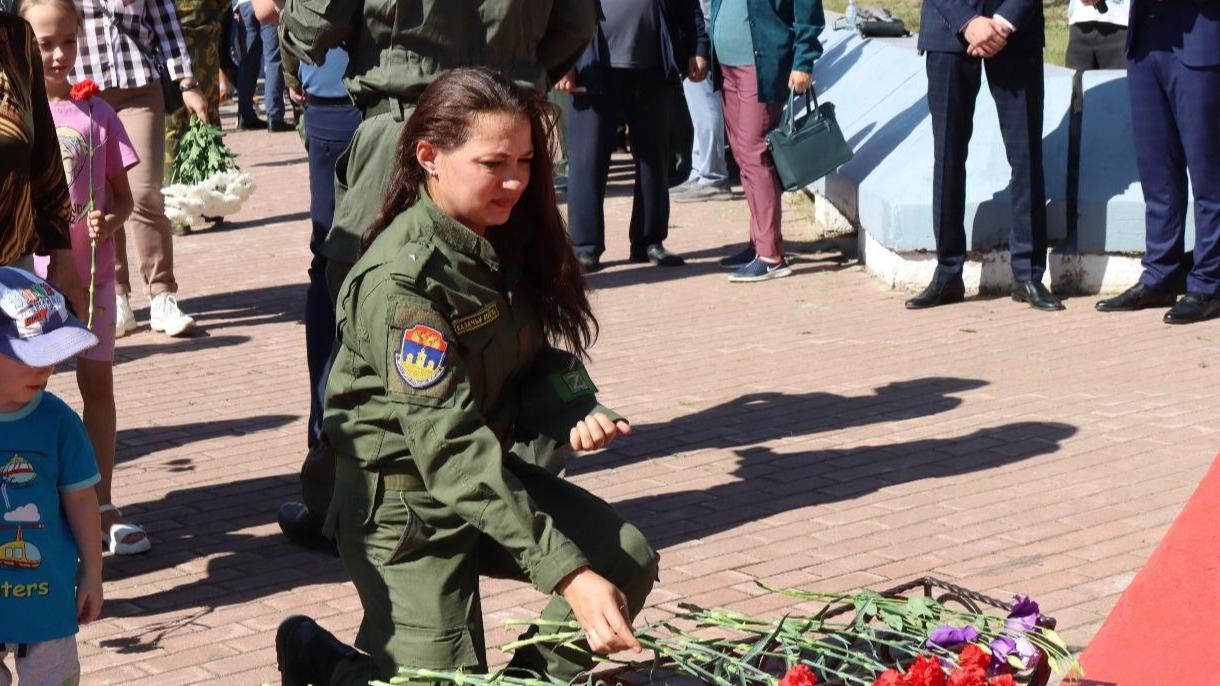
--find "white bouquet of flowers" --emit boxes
[162,118,255,231]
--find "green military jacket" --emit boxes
[280,0,599,109]
[324,193,614,593]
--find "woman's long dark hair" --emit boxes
[362,68,597,358]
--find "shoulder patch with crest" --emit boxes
[395,324,450,389]
[453,301,501,336]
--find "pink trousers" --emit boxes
[720,65,785,259]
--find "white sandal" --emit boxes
[99,504,152,555]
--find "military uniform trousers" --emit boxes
[328,454,659,686]
[301,109,411,523]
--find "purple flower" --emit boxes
[926,623,981,651]
[989,634,1040,674]
[1004,595,1041,634]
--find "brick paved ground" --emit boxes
[48,115,1219,685]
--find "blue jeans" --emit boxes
[236,3,286,124]
[304,103,361,446]
[682,76,728,186]
[260,18,286,122]
[235,3,262,124]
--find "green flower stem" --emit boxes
[85,100,96,329]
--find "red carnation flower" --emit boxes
[779,664,818,686]
[987,676,1016,686]
[946,667,987,686]
[957,644,990,673]
[871,668,910,686]
[907,655,946,686]
[70,79,101,101]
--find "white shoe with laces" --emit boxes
[115,293,137,338]
[149,292,195,337]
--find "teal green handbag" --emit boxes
[765,88,854,191]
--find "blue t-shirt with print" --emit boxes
[0,391,99,644]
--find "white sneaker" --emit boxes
[115,294,137,338]
[149,292,196,337]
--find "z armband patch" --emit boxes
[547,367,598,402]
[395,324,450,389]
[453,302,501,336]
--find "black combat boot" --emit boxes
[276,615,358,686]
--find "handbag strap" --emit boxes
[783,86,821,135]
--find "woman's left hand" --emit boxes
[569,413,632,452]
[788,70,813,94]
[181,88,210,122]
[688,56,709,83]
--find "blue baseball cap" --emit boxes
[0,267,98,366]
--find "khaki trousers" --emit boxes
[99,84,178,296]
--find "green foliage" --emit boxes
[381,586,1082,686]
[169,116,239,186]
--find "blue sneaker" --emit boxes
[729,257,793,282]
[718,246,756,269]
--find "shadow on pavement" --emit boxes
[614,420,1078,549]
[113,333,251,367]
[574,377,990,474]
[102,472,346,639]
[143,283,308,332]
[199,210,311,233]
[116,414,298,465]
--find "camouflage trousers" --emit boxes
[164,22,223,182]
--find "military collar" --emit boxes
[417,190,502,271]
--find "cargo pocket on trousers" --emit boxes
[365,487,420,567]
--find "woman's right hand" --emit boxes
[553,69,578,93]
[556,567,642,655]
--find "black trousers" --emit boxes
[926,50,1048,283]
[567,68,671,257]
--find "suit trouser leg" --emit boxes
[1128,48,1189,291]
[621,69,672,252]
[926,52,981,282]
[1166,60,1220,296]
[985,53,1048,282]
[566,86,620,257]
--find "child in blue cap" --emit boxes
[0,266,103,685]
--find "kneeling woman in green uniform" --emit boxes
[275,67,659,686]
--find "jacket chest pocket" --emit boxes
[453,298,517,409]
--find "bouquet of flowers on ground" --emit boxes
[163,117,255,231]
[378,582,1081,686]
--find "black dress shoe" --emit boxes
[1095,283,1178,312]
[268,119,296,133]
[277,502,338,556]
[1012,280,1065,311]
[905,277,965,309]
[237,117,268,131]
[1163,293,1220,325]
[575,252,601,273]
[277,616,359,686]
[630,243,685,266]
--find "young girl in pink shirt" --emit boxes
[21,0,149,555]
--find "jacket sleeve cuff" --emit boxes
[529,543,590,594]
[593,402,626,425]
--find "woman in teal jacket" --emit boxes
[709,0,824,282]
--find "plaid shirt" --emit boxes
[72,0,195,90]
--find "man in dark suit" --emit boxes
[1094,0,1220,324]
[906,0,1065,311]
